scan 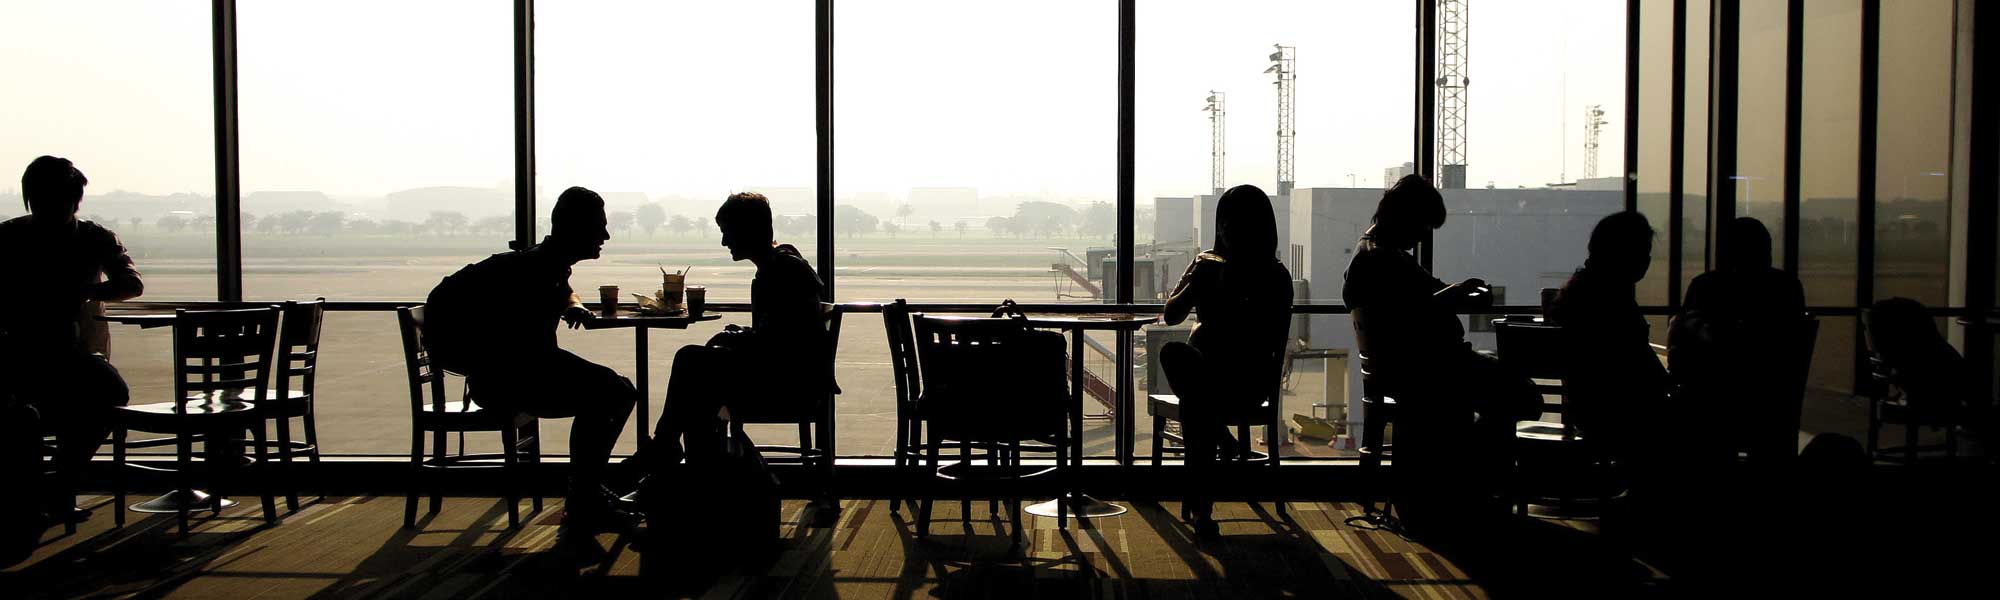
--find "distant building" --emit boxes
[1383,162,1416,188]
[1291,185,1622,442]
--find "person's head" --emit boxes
[22,155,88,222]
[716,192,775,262]
[1370,174,1446,250]
[1868,297,1944,358]
[547,186,609,261]
[1720,217,1774,271]
[1583,211,1655,283]
[1212,184,1278,262]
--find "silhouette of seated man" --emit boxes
[1342,174,1538,525]
[0,156,142,524]
[1547,212,1669,492]
[1158,184,1293,539]
[643,192,831,472]
[1669,217,1806,464]
[423,186,637,528]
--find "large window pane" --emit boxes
[1734,0,1787,264]
[1683,0,1712,295]
[537,1,817,309]
[1636,0,1675,308]
[1800,0,1862,402]
[237,2,513,303]
[836,0,1114,305]
[1439,0,1627,353]
[0,1,215,301]
[1874,0,1954,308]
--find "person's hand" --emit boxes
[562,305,594,329]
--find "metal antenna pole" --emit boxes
[1437,0,1469,189]
[1267,45,1295,198]
[1204,91,1227,195]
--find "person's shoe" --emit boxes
[1190,515,1221,540]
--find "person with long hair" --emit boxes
[1342,175,1538,530]
[1159,184,1293,539]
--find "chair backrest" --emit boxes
[172,307,281,410]
[910,314,1066,440]
[882,299,920,409]
[396,305,450,414]
[274,298,326,401]
[1494,318,1568,414]
[822,302,844,395]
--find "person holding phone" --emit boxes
[1342,175,1538,531]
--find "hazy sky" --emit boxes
[3,0,1627,206]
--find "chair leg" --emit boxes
[525,421,543,514]
[405,428,423,528]
[1906,419,1920,466]
[1270,422,1286,518]
[987,443,999,517]
[303,397,325,502]
[275,415,299,512]
[1152,415,1166,467]
[249,425,277,525]
[918,439,939,538]
[891,415,910,515]
[176,432,193,536]
[1865,400,1881,460]
[1009,441,1023,546]
[500,426,521,529]
[113,429,128,528]
[430,430,446,514]
[959,438,971,522]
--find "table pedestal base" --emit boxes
[130,489,236,514]
[1025,493,1127,519]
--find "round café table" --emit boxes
[579,308,722,446]
[1013,314,1156,519]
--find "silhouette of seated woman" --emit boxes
[1670,217,1806,464]
[1868,297,1993,448]
[423,186,638,530]
[1158,184,1292,539]
[1547,212,1668,489]
[1342,174,1538,527]
[642,192,831,474]
[0,156,141,525]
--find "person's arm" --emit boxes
[1164,253,1219,326]
[90,228,143,302]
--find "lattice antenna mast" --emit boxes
[1204,92,1227,195]
[1266,45,1295,198]
[1436,0,1470,189]
[1582,104,1607,179]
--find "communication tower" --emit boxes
[1266,45,1295,198]
[1437,0,1470,189]
[1204,92,1226,195]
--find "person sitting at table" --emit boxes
[1158,184,1293,539]
[0,156,142,525]
[1669,217,1806,464]
[1547,212,1669,508]
[422,186,638,530]
[1867,297,1995,449]
[641,191,830,478]
[1341,174,1539,531]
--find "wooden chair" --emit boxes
[1347,308,1402,526]
[911,314,1070,545]
[1146,357,1287,518]
[110,307,282,535]
[882,299,923,515]
[396,306,542,529]
[1494,318,1613,517]
[1864,354,1960,464]
[725,302,844,514]
[240,299,325,512]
